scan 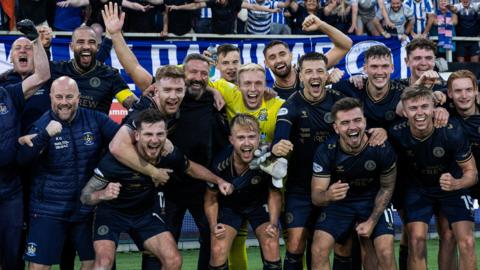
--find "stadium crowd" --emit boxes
[1,0,480,270]
[1,0,480,61]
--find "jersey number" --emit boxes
[460,195,474,210]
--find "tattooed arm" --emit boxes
[80,174,121,205]
[356,165,396,237]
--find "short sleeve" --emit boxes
[312,142,332,178]
[377,142,397,175]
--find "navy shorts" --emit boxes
[404,186,475,225]
[284,193,320,229]
[315,200,395,244]
[93,205,169,250]
[24,216,94,265]
[219,203,270,232]
[456,41,480,57]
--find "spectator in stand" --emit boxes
[17,0,50,26]
[245,0,290,34]
[167,0,282,34]
[322,0,352,33]
[270,0,292,34]
[56,0,164,33]
[349,0,389,36]
[432,0,457,58]
[450,0,480,62]
[165,0,195,35]
[194,6,213,33]
[372,0,414,40]
[288,0,323,34]
[404,0,436,37]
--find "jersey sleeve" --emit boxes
[272,100,297,145]
[312,142,332,178]
[331,80,360,98]
[96,111,121,142]
[447,120,473,163]
[110,69,131,96]
[377,141,397,175]
[404,5,414,20]
[212,79,240,107]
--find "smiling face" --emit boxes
[391,0,403,12]
[264,44,293,78]
[405,48,435,82]
[364,55,394,92]
[217,50,241,83]
[135,121,167,164]
[402,96,435,136]
[238,69,266,110]
[230,124,260,164]
[50,77,80,122]
[70,28,98,71]
[299,59,328,102]
[334,107,367,150]
[184,59,209,97]
[154,77,186,116]
[448,77,478,116]
[11,37,34,77]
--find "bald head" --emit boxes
[50,76,80,122]
[10,37,34,77]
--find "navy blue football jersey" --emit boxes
[272,72,302,100]
[333,79,404,129]
[210,145,275,209]
[389,119,472,190]
[94,147,189,214]
[273,89,344,194]
[312,135,396,201]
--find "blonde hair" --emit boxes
[447,70,478,93]
[237,63,266,82]
[230,113,260,133]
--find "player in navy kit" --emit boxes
[310,97,397,270]
[206,114,282,270]
[81,109,231,270]
[447,70,480,200]
[271,51,345,269]
[389,86,478,270]
[263,14,352,100]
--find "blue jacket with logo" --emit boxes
[17,107,119,221]
[0,83,24,201]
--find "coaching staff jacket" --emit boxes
[17,107,119,221]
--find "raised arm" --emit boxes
[241,1,279,12]
[167,2,205,11]
[301,14,353,68]
[102,2,153,91]
[56,0,89,8]
[22,33,50,99]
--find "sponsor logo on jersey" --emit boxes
[277,108,288,116]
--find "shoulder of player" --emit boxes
[212,146,233,173]
[390,120,409,133]
[325,88,345,98]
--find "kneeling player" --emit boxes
[205,114,282,270]
[81,109,231,270]
[311,98,397,270]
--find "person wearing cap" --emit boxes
[205,114,282,270]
